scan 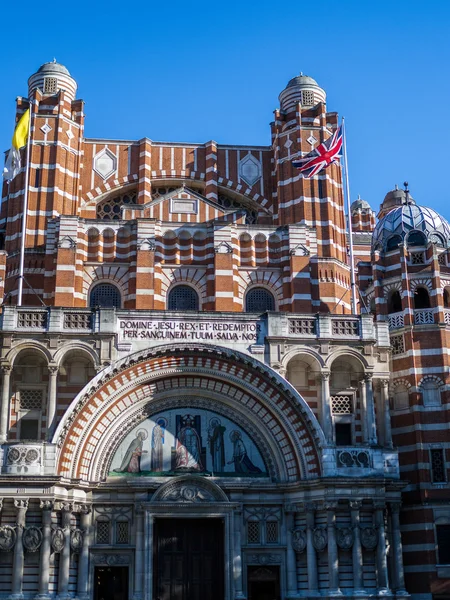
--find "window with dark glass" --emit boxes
[335,423,352,446]
[89,284,121,308]
[388,291,402,313]
[413,287,431,309]
[437,524,450,564]
[168,285,199,310]
[245,288,275,312]
[407,230,427,247]
[431,449,446,483]
[386,235,402,251]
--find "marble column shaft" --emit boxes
[77,506,92,600]
[133,509,144,600]
[58,504,72,598]
[365,375,378,445]
[0,366,11,443]
[321,372,333,443]
[375,504,390,593]
[390,503,407,593]
[305,506,318,593]
[12,499,28,596]
[381,379,393,448]
[36,501,53,599]
[286,510,299,597]
[350,501,364,592]
[47,366,59,440]
[233,509,245,599]
[359,379,368,443]
[326,504,340,594]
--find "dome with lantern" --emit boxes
[372,185,450,251]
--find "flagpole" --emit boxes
[17,102,33,307]
[342,117,358,314]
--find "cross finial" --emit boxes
[53,57,57,63]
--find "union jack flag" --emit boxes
[292,125,343,178]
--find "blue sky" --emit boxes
[1,0,449,217]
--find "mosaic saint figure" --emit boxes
[150,418,167,472]
[228,430,262,474]
[175,415,204,471]
[207,417,226,472]
[114,429,148,473]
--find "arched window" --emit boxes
[393,384,409,410]
[386,235,402,251]
[413,287,430,309]
[245,288,275,312]
[89,283,121,308]
[168,285,199,310]
[407,230,427,247]
[444,288,450,308]
[388,290,402,313]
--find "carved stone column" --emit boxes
[286,507,299,598]
[57,503,72,600]
[374,503,390,594]
[381,379,393,448]
[133,507,144,600]
[36,501,53,600]
[233,507,245,599]
[365,374,378,445]
[326,502,341,595]
[350,501,364,593]
[47,365,59,440]
[390,503,407,595]
[305,503,318,595]
[320,372,333,443]
[0,365,12,443]
[77,505,92,600]
[358,378,368,443]
[11,499,28,598]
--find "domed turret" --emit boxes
[28,60,77,101]
[278,73,326,113]
[372,195,450,252]
[351,196,376,232]
[351,197,372,213]
[378,184,416,219]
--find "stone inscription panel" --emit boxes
[119,318,264,344]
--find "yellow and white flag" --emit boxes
[3,109,30,181]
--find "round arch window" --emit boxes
[168,285,199,311]
[407,230,427,247]
[89,283,122,308]
[245,288,275,312]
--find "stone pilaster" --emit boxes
[132,507,144,600]
[365,374,378,444]
[47,365,59,440]
[374,502,390,594]
[320,372,333,443]
[381,379,393,448]
[305,503,318,596]
[57,503,73,600]
[350,500,364,594]
[390,503,407,595]
[0,365,12,442]
[233,506,245,599]
[325,502,341,595]
[285,506,300,598]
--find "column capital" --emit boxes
[380,378,390,387]
[48,364,59,375]
[373,501,386,511]
[364,372,374,382]
[1,363,12,374]
[321,371,330,381]
[324,501,338,511]
[59,502,74,513]
[390,502,402,513]
[303,501,317,513]
[40,500,54,511]
[0,498,3,512]
[349,500,362,511]
[79,504,92,515]
[14,499,29,511]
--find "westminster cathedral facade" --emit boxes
[0,61,448,600]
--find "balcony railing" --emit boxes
[388,312,404,330]
[414,308,434,325]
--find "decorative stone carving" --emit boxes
[238,154,262,187]
[138,238,156,251]
[70,529,83,552]
[290,243,310,256]
[337,449,371,468]
[57,235,77,249]
[51,528,65,553]
[40,500,54,511]
[93,148,117,180]
[162,485,215,503]
[361,527,378,550]
[248,553,282,565]
[336,527,354,550]
[23,526,43,552]
[7,446,41,466]
[0,526,16,551]
[92,554,130,565]
[292,529,307,553]
[312,527,328,551]
[214,241,233,254]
